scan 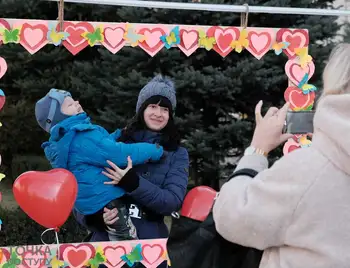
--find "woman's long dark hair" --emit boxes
[119,95,181,151]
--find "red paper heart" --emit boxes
[142,244,164,265]
[276,29,309,59]
[20,22,48,54]
[104,246,127,267]
[137,27,167,57]
[61,22,94,55]
[178,29,199,56]
[13,169,77,228]
[284,86,315,110]
[246,29,274,59]
[207,26,240,57]
[60,244,95,268]
[0,19,10,46]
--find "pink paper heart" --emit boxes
[141,244,165,267]
[19,22,48,55]
[102,24,126,54]
[285,58,315,86]
[0,57,7,79]
[137,26,168,57]
[177,28,199,57]
[104,246,126,268]
[246,28,274,60]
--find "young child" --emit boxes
[35,88,164,241]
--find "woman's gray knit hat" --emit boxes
[136,75,176,114]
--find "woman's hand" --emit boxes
[103,156,133,185]
[251,100,294,154]
[103,207,119,225]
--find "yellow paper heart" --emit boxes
[0,174,5,182]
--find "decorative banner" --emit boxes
[0,18,310,60]
[0,239,168,268]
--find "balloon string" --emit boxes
[40,227,60,259]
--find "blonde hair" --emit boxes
[322,43,350,97]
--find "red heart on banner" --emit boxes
[20,22,48,55]
[137,26,167,57]
[61,22,94,55]
[276,29,309,59]
[207,26,240,57]
[60,244,95,268]
[284,86,315,110]
[0,19,10,46]
[13,169,77,229]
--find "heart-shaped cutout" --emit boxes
[20,22,48,55]
[284,86,315,110]
[276,29,309,59]
[285,58,315,86]
[61,22,94,55]
[0,57,7,80]
[102,24,126,54]
[104,246,127,268]
[246,29,274,60]
[137,26,168,57]
[207,26,240,57]
[60,244,95,268]
[141,244,164,265]
[177,28,199,57]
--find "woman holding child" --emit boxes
[72,75,189,267]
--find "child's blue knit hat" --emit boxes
[35,88,72,133]
[136,75,176,114]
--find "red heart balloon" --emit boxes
[181,186,217,222]
[13,169,77,228]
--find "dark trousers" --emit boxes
[86,198,137,241]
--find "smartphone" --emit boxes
[284,111,315,134]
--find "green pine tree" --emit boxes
[0,0,341,189]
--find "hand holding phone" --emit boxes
[283,111,315,134]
